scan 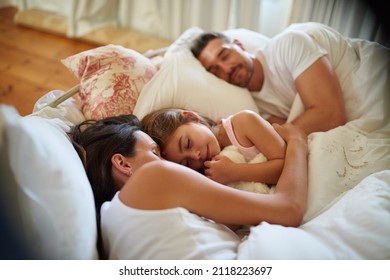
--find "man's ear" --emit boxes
[233,39,245,50]
[111,154,133,177]
[181,111,200,122]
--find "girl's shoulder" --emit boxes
[231,110,264,125]
[232,109,254,118]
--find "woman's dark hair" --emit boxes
[190,32,232,58]
[70,114,142,211]
[69,114,142,259]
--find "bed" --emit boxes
[0,22,389,260]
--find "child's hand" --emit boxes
[204,155,236,184]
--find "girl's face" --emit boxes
[162,122,221,172]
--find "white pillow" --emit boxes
[0,104,98,259]
[222,28,271,54]
[133,27,270,121]
[165,26,270,56]
[32,89,86,126]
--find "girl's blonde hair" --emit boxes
[142,108,215,152]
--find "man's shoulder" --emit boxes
[273,28,312,44]
[261,29,309,58]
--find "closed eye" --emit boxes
[220,49,230,61]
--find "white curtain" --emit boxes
[68,0,118,37]
[4,0,70,15]
[289,0,389,47]
[116,0,259,40]
[8,0,388,46]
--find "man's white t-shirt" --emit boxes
[252,27,327,120]
[251,22,359,119]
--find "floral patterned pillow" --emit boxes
[61,45,157,120]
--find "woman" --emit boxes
[70,114,307,259]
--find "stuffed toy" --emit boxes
[219,145,275,194]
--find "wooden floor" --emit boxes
[0,7,99,116]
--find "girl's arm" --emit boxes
[119,123,308,227]
[205,110,286,184]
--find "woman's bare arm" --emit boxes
[120,123,308,227]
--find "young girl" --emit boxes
[70,114,308,259]
[142,108,286,185]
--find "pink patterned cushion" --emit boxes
[61,45,157,120]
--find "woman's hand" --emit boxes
[271,123,308,226]
[272,123,307,145]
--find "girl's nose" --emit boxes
[187,149,204,171]
[189,149,201,160]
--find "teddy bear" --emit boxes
[219,145,275,194]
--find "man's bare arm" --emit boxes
[292,56,346,134]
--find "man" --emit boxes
[190,24,347,135]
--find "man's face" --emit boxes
[197,38,254,88]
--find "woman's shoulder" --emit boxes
[129,160,180,185]
[121,160,199,205]
[120,161,178,199]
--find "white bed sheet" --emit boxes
[238,170,390,259]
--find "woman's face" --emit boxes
[130,131,162,171]
[162,122,221,172]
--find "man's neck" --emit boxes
[246,58,263,92]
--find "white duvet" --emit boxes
[238,27,390,259]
